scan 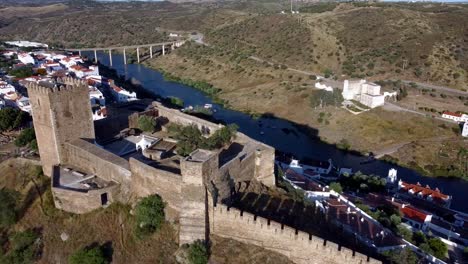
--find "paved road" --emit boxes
[383,102,457,124]
[400,80,468,96]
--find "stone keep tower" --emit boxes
[27,78,95,176]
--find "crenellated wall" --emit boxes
[209,203,381,264]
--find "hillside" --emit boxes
[205,3,468,90]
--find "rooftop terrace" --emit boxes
[54,166,115,191]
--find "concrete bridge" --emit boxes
[65,40,186,65]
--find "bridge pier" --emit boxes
[136,47,140,64]
[123,49,127,65]
[109,49,113,66]
[78,50,82,57]
[150,46,153,59]
[162,45,165,56]
[94,50,97,64]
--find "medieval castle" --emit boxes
[27,78,380,264]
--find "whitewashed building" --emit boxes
[314,82,334,92]
[17,53,35,65]
[60,56,83,69]
[136,135,158,151]
[0,81,16,95]
[462,122,468,138]
[342,79,387,108]
[89,87,105,106]
[442,111,468,123]
[111,85,137,103]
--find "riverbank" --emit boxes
[144,48,467,181]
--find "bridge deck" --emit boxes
[65,41,183,52]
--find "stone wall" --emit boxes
[178,151,216,245]
[52,184,120,214]
[209,203,381,264]
[155,103,220,135]
[129,158,183,215]
[219,151,256,183]
[64,139,132,201]
[254,144,276,187]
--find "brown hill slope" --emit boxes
[206,3,467,89]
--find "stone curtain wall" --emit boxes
[155,103,221,135]
[64,139,132,201]
[209,204,382,264]
[129,158,183,215]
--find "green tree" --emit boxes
[329,182,343,194]
[134,194,165,238]
[8,66,33,78]
[204,124,238,149]
[69,245,108,264]
[168,124,204,156]
[397,224,413,242]
[383,248,418,264]
[413,231,427,245]
[188,240,209,264]
[14,128,36,148]
[137,115,156,133]
[1,230,41,264]
[428,238,447,259]
[0,188,18,228]
[169,97,184,107]
[0,108,28,132]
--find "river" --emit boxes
[85,51,468,214]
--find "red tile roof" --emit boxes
[401,206,428,223]
[400,181,449,203]
[443,111,462,117]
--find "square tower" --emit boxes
[27,78,95,176]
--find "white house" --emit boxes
[111,85,137,103]
[69,65,99,78]
[314,82,334,92]
[17,53,35,65]
[92,107,107,121]
[342,79,387,108]
[462,122,468,137]
[441,111,468,123]
[16,96,31,114]
[60,56,83,69]
[169,33,180,38]
[136,135,158,151]
[89,87,105,106]
[0,81,16,95]
[387,168,398,184]
[40,60,63,74]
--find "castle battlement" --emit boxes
[27,79,88,95]
[211,203,381,264]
